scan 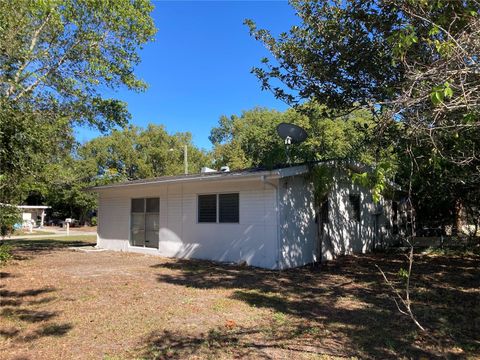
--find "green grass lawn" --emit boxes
[3,235,97,251]
[12,230,56,236]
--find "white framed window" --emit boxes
[198,193,239,223]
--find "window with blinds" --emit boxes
[198,194,217,223]
[198,193,239,223]
[219,193,239,223]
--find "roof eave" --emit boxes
[86,164,311,192]
[88,171,284,192]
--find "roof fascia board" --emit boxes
[90,172,283,192]
[277,165,309,178]
[18,205,51,209]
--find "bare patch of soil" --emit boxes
[69,226,97,232]
[0,239,478,359]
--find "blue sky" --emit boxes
[75,0,298,149]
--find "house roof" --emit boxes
[0,204,51,210]
[88,164,311,191]
[18,205,51,210]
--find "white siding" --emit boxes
[277,168,383,268]
[321,170,375,261]
[97,196,130,251]
[278,175,317,269]
[97,165,389,270]
[97,178,280,269]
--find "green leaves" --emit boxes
[248,0,479,237]
[246,0,404,109]
[0,0,156,130]
[428,25,440,36]
[0,0,156,205]
[209,103,376,171]
[390,25,418,60]
[430,87,444,105]
[444,82,454,98]
[309,165,334,206]
[79,124,209,182]
[430,82,454,106]
[351,160,396,204]
[432,39,455,57]
[463,113,476,124]
[0,99,71,203]
[0,204,21,239]
[34,124,210,222]
[398,268,409,281]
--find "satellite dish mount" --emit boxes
[276,123,308,165]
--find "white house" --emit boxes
[18,205,50,229]
[91,163,395,269]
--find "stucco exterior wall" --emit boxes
[97,178,280,269]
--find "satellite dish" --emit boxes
[276,123,308,165]
[276,123,308,145]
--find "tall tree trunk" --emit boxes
[455,198,465,236]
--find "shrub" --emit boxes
[90,216,97,226]
[0,204,21,240]
[0,244,12,264]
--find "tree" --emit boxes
[33,124,210,223]
[246,1,479,123]
[33,152,99,224]
[0,100,72,203]
[80,125,210,181]
[0,204,21,240]
[246,0,480,337]
[0,0,156,204]
[210,103,377,169]
[0,0,155,120]
[210,108,286,169]
[246,0,480,228]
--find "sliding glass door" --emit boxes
[131,198,159,248]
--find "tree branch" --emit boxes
[6,11,53,97]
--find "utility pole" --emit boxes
[170,145,188,175]
[184,145,188,175]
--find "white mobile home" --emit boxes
[92,163,394,269]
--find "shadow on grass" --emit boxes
[138,328,270,360]
[138,326,359,360]
[146,253,479,359]
[22,322,73,342]
[1,308,58,323]
[0,239,89,343]
[0,287,56,299]
[3,237,95,261]
[0,272,15,278]
[0,285,72,342]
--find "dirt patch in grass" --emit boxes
[69,226,97,232]
[0,241,478,360]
